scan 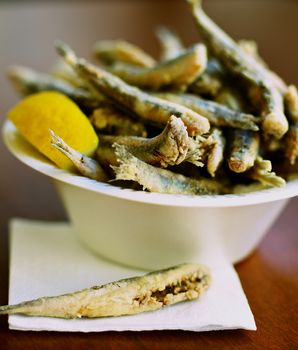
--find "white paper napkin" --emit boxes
[7,218,256,332]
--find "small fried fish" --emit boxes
[154,92,259,130]
[93,39,155,67]
[0,263,211,318]
[155,26,184,61]
[96,115,189,169]
[108,44,207,90]
[227,130,260,173]
[187,0,288,139]
[56,41,210,136]
[8,65,101,110]
[50,130,109,182]
[112,144,226,195]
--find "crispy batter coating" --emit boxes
[189,58,224,97]
[112,144,226,194]
[227,130,260,173]
[0,263,211,318]
[285,125,298,165]
[90,105,147,137]
[154,92,259,130]
[188,0,288,139]
[108,44,207,90]
[206,128,225,177]
[50,130,108,182]
[96,115,189,168]
[93,39,155,67]
[246,156,286,187]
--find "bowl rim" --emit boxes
[3,119,298,208]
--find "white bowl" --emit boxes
[3,120,298,269]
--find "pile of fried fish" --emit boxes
[8,0,298,195]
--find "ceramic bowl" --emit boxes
[3,120,298,269]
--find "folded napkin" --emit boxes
[7,218,256,332]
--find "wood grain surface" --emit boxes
[0,1,297,349]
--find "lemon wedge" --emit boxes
[8,91,99,169]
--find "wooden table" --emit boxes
[0,1,297,348]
